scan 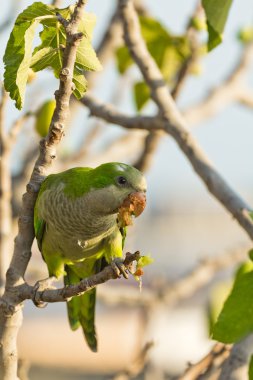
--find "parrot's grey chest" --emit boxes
[39,185,117,241]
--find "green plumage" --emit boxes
[34,162,146,351]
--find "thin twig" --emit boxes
[98,245,248,307]
[134,3,202,172]
[178,343,231,380]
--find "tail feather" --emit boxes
[64,265,97,352]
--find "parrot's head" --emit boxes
[89,162,147,221]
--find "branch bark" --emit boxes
[17,252,140,304]
[217,335,253,380]
[98,245,247,308]
[0,109,33,295]
[0,2,86,379]
[178,343,231,380]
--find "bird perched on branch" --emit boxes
[34,162,147,352]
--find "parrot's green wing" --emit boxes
[34,190,47,252]
[119,226,127,248]
[64,258,105,352]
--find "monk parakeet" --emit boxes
[34,162,147,352]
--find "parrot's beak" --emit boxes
[127,191,146,217]
[117,191,146,227]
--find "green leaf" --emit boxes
[76,38,102,72]
[115,15,191,110]
[72,68,87,99]
[35,99,56,137]
[134,82,150,111]
[212,269,253,343]
[3,2,55,109]
[3,2,101,108]
[202,0,233,51]
[31,8,101,99]
[137,255,154,269]
[30,47,61,72]
[207,281,232,333]
[115,46,133,74]
[249,355,253,380]
[248,249,253,262]
[238,27,253,44]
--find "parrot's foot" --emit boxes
[111,258,129,279]
[32,276,56,308]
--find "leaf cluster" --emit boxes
[202,0,233,51]
[115,15,191,111]
[3,2,101,110]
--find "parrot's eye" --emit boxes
[117,176,128,186]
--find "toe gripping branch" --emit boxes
[32,276,56,308]
[112,251,141,279]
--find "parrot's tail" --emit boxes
[64,265,97,352]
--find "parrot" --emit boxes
[34,162,147,352]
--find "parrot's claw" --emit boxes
[32,276,56,308]
[111,258,129,279]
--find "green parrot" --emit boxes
[34,162,147,352]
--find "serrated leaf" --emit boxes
[202,0,233,51]
[77,11,96,39]
[115,15,190,110]
[212,270,253,343]
[4,21,38,109]
[3,2,56,109]
[31,7,101,99]
[76,38,102,72]
[73,68,87,99]
[30,46,60,72]
[134,82,150,111]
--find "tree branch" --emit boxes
[217,335,253,380]
[17,252,140,304]
[116,0,253,241]
[82,93,163,130]
[0,2,86,379]
[98,245,247,308]
[178,343,231,380]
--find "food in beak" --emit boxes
[118,192,146,227]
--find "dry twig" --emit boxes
[178,343,231,380]
[98,245,247,307]
[18,252,140,304]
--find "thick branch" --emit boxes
[118,0,253,240]
[18,252,140,304]
[0,88,10,294]
[0,3,86,379]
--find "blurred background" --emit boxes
[1,0,253,379]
